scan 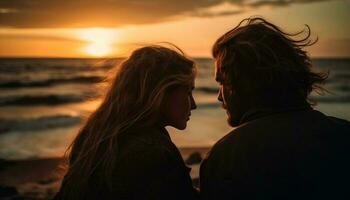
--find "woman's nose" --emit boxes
[217,87,223,102]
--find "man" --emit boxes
[200,17,350,200]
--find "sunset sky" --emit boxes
[0,0,349,58]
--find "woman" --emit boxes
[55,45,198,199]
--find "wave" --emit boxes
[310,95,350,103]
[0,94,96,106]
[0,76,104,88]
[196,102,221,108]
[333,74,350,80]
[334,85,350,92]
[0,115,81,134]
[0,65,106,74]
[0,58,122,74]
[196,87,218,94]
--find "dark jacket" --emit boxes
[56,126,198,200]
[200,106,350,200]
[112,126,198,199]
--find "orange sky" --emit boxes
[0,0,349,58]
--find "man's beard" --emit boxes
[227,109,241,127]
[225,93,249,127]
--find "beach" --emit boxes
[0,147,210,200]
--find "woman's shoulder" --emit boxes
[120,125,173,148]
[114,135,175,179]
[119,137,170,160]
[116,126,183,170]
[118,128,169,155]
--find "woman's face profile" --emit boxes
[162,84,197,130]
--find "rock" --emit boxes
[185,152,202,165]
[12,195,36,200]
[0,159,11,171]
[0,185,18,198]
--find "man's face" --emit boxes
[215,63,244,127]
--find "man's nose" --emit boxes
[217,87,223,102]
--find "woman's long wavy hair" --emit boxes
[59,45,196,199]
[213,17,328,106]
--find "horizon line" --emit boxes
[0,56,349,60]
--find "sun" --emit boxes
[76,28,117,57]
[85,43,111,57]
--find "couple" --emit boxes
[55,17,350,199]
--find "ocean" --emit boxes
[0,58,349,160]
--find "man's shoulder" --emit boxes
[206,110,350,159]
[308,110,350,133]
[210,129,237,153]
[206,123,252,159]
[210,118,268,149]
[327,115,350,126]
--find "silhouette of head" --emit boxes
[212,17,327,127]
[107,45,197,130]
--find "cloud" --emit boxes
[0,33,82,42]
[190,10,243,18]
[247,0,330,7]
[0,0,332,28]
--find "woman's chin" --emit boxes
[172,122,187,130]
